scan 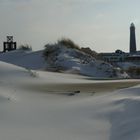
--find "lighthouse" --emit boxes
[130,23,137,54]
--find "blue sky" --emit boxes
[0,0,140,52]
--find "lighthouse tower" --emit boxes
[130,23,137,54]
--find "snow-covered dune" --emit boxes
[0,50,47,70]
[43,44,128,78]
[0,47,128,78]
[0,61,140,140]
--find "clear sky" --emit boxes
[0,0,140,52]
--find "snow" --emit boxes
[0,60,140,140]
[0,50,47,70]
[43,44,128,78]
[0,46,129,78]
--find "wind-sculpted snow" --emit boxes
[109,89,140,140]
[0,61,140,140]
[110,98,140,140]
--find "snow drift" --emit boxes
[0,61,140,140]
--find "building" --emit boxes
[99,50,129,63]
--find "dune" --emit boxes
[1,61,140,140]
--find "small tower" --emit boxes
[3,36,17,52]
[130,23,137,54]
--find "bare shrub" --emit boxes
[58,38,80,50]
[81,47,98,58]
[18,44,32,51]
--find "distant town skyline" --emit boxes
[0,0,140,52]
